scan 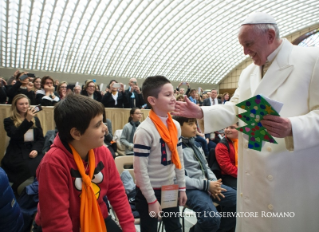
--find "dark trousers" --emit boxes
[186,185,236,232]
[135,187,182,232]
[32,215,122,232]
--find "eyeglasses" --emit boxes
[88,85,96,88]
[60,86,67,89]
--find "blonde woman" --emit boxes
[1,94,44,192]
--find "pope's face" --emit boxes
[238,25,271,66]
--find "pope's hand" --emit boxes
[261,115,292,138]
[172,95,203,119]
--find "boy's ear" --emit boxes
[70,127,82,141]
[147,96,156,106]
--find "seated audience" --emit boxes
[57,81,68,100]
[81,80,102,102]
[215,123,238,189]
[124,78,144,108]
[174,116,236,232]
[120,107,141,155]
[102,80,127,108]
[32,77,42,92]
[34,94,135,231]
[35,76,60,106]
[1,94,44,192]
[7,72,36,105]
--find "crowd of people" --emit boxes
[0,70,231,108]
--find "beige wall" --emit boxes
[219,23,319,90]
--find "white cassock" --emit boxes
[200,39,319,232]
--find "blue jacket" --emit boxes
[0,167,24,232]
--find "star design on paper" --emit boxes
[265,105,274,114]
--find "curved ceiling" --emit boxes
[0,0,318,84]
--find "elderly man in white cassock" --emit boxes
[173,12,319,232]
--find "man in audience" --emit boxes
[124,78,144,108]
[174,116,236,232]
[203,89,221,106]
[73,85,81,95]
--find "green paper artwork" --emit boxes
[236,95,279,151]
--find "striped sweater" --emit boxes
[133,116,186,204]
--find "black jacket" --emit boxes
[101,91,128,108]
[7,81,35,105]
[80,90,102,102]
[1,117,44,190]
[124,88,145,108]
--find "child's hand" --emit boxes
[148,201,162,218]
[209,179,227,201]
[179,191,187,206]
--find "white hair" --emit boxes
[253,24,280,39]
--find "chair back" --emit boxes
[114,156,135,183]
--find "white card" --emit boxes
[161,184,178,209]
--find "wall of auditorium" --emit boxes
[219,23,319,94]
[0,67,218,91]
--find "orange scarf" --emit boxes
[69,144,107,232]
[231,138,238,167]
[149,110,182,169]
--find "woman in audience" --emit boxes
[7,72,36,105]
[222,92,230,104]
[81,79,102,102]
[35,76,60,106]
[120,107,142,155]
[1,94,44,192]
[215,123,238,189]
[32,77,42,91]
[57,81,68,100]
[101,80,127,108]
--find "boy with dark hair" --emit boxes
[34,94,135,232]
[174,116,237,232]
[134,75,187,232]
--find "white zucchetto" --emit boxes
[242,12,277,25]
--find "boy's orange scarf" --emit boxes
[69,144,107,232]
[230,138,238,167]
[149,110,182,169]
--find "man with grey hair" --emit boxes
[173,12,319,231]
[124,77,144,108]
[73,85,81,95]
